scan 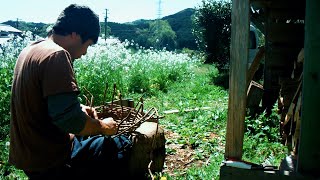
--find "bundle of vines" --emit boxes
[95,99,160,136]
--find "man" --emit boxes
[9,4,131,179]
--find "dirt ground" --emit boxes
[161,130,211,176]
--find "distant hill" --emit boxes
[107,8,197,50]
[162,8,197,49]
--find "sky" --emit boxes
[0,0,203,24]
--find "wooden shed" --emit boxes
[220,0,320,179]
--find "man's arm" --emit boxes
[47,92,117,136]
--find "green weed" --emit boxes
[243,105,288,166]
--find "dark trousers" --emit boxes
[25,135,132,180]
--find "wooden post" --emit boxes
[225,0,249,159]
[297,0,320,175]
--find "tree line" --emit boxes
[3,0,232,68]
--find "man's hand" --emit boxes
[101,117,117,135]
[78,105,117,136]
[81,104,98,119]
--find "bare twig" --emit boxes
[111,83,116,105]
[103,81,108,107]
[83,95,90,106]
[148,160,155,180]
[83,87,94,108]
[120,93,123,118]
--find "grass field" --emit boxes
[0,37,287,179]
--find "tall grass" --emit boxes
[74,38,202,105]
[0,32,35,139]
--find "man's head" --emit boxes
[52,4,100,44]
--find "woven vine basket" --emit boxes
[95,99,160,136]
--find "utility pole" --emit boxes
[16,18,19,29]
[15,18,22,29]
[104,9,108,41]
[156,0,162,49]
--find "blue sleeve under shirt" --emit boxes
[48,92,87,134]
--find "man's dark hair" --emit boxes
[52,4,100,44]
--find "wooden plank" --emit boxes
[163,107,212,114]
[297,48,304,63]
[220,165,306,180]
[298,0,320,174]
[225,0,249,160]
[247,46,265,88]
[247,81,264,108]
[283,81,302,126]
[279,76,301,108]
[292,93,302,153]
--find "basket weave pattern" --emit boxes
[95,102,159,136]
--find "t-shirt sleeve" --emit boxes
[41,50,79,97]
[48,92,87,134]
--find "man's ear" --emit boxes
[70,32,81,40]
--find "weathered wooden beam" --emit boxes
[225,0,249,160]
[247,46,265,88]
[262,7,279,115]
[298,0,320,175]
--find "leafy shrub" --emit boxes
[0,60,13,139]
[193,0,231,69]
[243,104,287,165]
[208,65,229,89]
[245,105,281,142]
